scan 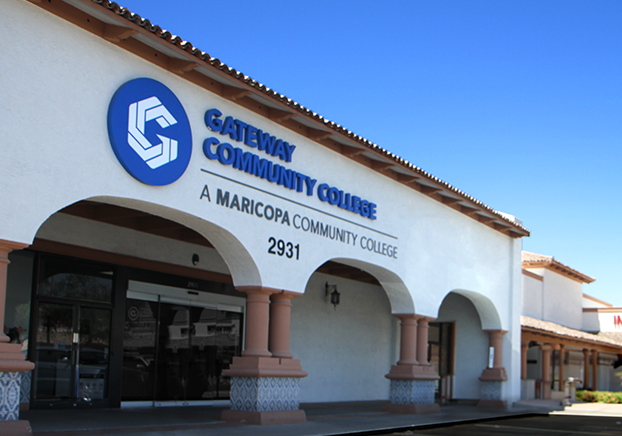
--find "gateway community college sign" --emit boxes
[107,78,377,220]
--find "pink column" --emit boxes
[583,349,590,389]
[397,314,419,365]
[558,344,565,392]
[591,350,598,391]
[521,342,528,379]
[224,286,306,378]
[0,240,34,431]
[479,330,508,381]
[385,314,440,415]
[239,286,278,357]
[416,317,432,366]
[0,240,28,343]
[268,291,300,359]
[386,314,438,380]
[488,330,506,369]
[540,344,553,399]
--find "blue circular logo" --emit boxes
[107,78,192,186]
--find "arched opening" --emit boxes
[289,259,412,403]
[435,290,502,402]
[4,198,260,410]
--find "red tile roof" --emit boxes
[36,0,531,237]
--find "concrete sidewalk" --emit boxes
[22,402,548,436]
[552,402,622,417]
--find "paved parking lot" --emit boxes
[387,415,622,436]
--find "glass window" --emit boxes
[39,256,113,303]
[5,250,35,355]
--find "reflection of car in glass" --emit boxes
[35,345,108,401]
[77,347,108,400]
[35,346,72,400]
[122,354,154,399]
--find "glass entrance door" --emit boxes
[33,302,112,407]
[122,296,242,404]
[32,255,114,408]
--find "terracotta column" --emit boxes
[582,349,590,389]
[540,344,553,399]
[489,330,505,370]
[521,342,528,379]
[268,291,300,359]
[416,317,433,366]
[477,330,508,408]
[558,345,565,392]
[479,330,508,380]
[395,314,419,365]
[0,241,28,343]
[591,350,598,391]
[385,314,439,415]
[222,286,307,425]
[239,286,277,357]
[0,239,34,434]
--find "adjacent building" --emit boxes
[520,251,622,400]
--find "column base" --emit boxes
[478,379,505,408]
[385,364,440,381]
[387,379,440,414]
[385,403,441,414]
[479,367,507,381]
[0,420,32,435]
[0,372,22,421]
[223,356,307,378]
[221,409,306,425]
[223,357,307,425]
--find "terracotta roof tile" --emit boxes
[84,1,529,235]
[521,251,595,283]
[521,316,622,347]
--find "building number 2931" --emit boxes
[268,237,300,260]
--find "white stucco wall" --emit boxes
[541,270,583,329]
[522,266,584,329]
[522,272,543,319]
[290,273,397,403]
[1,0,525,405]
[582,295,611,309]
[582,311,601,332]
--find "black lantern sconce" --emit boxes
[192,254,200,266]
[325,282,340,310]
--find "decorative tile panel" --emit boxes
[20,371,31,404]
[230,377,300,412]
[481,380,502,401]
[0,372,21,421]
[389,379,435,405]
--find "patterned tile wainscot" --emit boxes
[230,377,301,412]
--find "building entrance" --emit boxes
[31,256,114,408]
[121,282,244,406]
[429,322,455,403]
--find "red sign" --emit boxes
[614,315,622,329]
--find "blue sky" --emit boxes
[117,0,622,306]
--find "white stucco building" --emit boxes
[1,0,533,429]
[520,251,622,400]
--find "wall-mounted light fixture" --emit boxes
[325,282,340,310]
[192,254,200,266]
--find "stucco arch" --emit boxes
[439,289,503,330]
[303,257,414,314]
[34,195,262,288]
